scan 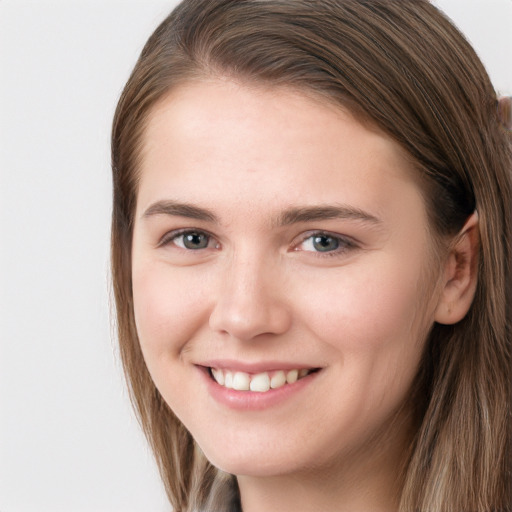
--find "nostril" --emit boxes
[208,294,292,341]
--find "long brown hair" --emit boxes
[111,1,512,510]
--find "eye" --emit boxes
[307,234,340,252]
[296,232,354,255]
[160,230,218,250]
[177,232,210,249]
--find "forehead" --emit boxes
[137,80,423,224]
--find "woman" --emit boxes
[111,1,512,510]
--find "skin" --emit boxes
[131,80,478,512]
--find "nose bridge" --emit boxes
[209,245,291,340]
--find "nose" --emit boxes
[209,252,292,341]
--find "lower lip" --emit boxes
[199,367,320,411]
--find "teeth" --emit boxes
[250,373,270,392]
[232,372,250,391]
[210,367,313,392]
[211,368,224,386]
[270,370,286,389]
[224,371,233,389]
[286,369,298,384]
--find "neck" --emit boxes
[238,463,401,512]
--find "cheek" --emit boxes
[296,253,435,391]
[132,263,209,362]
[296,265,433,447]
[304,270,426,344]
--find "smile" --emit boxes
[209,367,316,392]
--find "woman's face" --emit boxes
[131,80,441,478]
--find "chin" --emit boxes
[199,439,315,478]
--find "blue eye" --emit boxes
[162,230,216,250]
[311,234,340,252]
[298,232,352,254]
[179,232,210,249]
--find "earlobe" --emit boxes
[434,211,479,325]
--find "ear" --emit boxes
[434,211,479,325]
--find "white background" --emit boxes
[0,1,510,511]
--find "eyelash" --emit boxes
[158,229,357,256]
[158,229,219,250]
[294,231,356,257]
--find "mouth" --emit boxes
[207,367,320,393]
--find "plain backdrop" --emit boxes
[0,1,510,511]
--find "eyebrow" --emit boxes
[277,205,381,227]
[142,200,218,222]
[142,200,381,226]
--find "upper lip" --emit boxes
[196,359,321,374]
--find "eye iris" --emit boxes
[313,235,339,252]
[183,232,209,249]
